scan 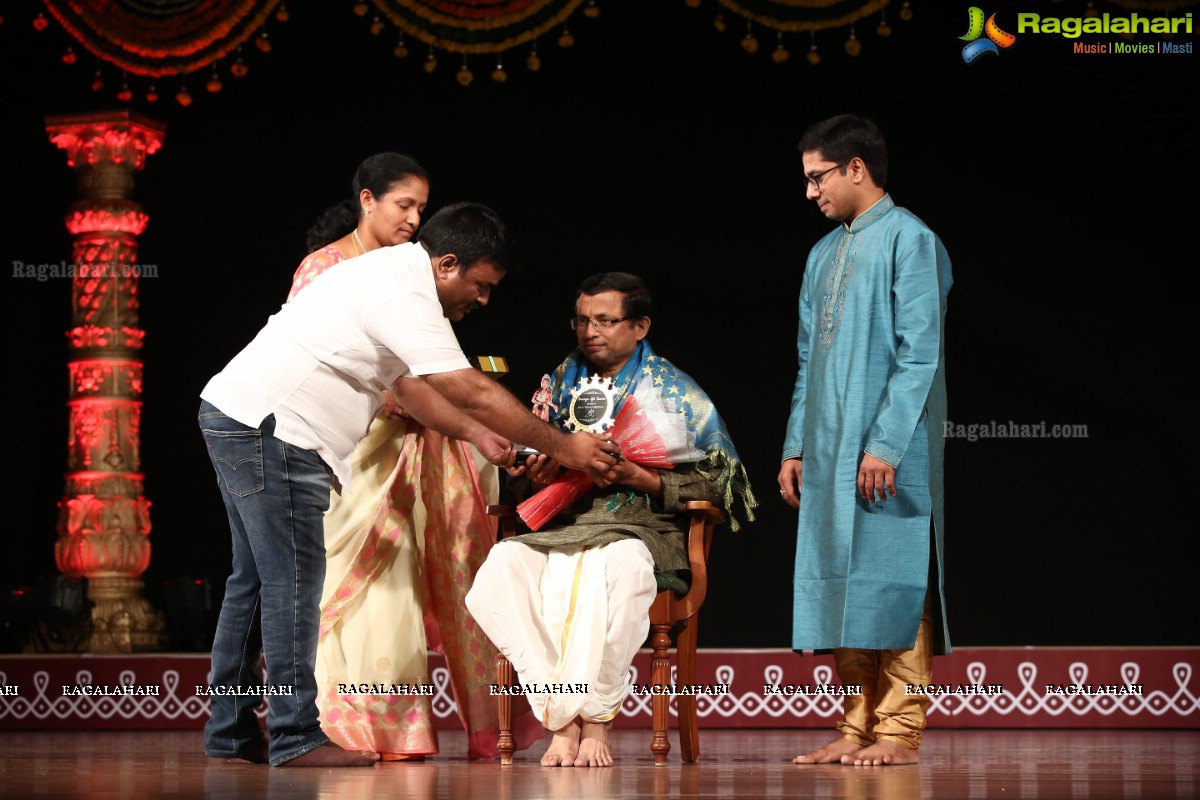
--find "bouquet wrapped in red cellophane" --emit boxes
[517,387,703,531]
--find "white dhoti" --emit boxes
[466,538,657,732]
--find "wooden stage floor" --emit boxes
[1,728,1197,798]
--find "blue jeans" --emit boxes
[198,400,333,765]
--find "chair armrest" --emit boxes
[684,500,724,524]
[674,501,723,618]
[486,504,517,541]
[683,501,722,569]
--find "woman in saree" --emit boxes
[292,152,539,760]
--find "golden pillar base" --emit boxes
[85,576,167,653]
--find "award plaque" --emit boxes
[565,375,618,433]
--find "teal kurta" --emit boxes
[783,194,952,653]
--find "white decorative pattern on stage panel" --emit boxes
[2,650,1197,729]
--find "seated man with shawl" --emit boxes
[465,272,755,767]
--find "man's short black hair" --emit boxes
[576,272,651,319]
[798,114,888,187]
[417,202,513,274]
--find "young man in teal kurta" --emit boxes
[779,115,953,766]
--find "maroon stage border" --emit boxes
[1,648,1196,730]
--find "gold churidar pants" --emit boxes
[833,591,934,749]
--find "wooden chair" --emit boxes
[485,500,724,766]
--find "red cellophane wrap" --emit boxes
[517,395,681,531]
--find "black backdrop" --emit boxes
[2,2,1196,648]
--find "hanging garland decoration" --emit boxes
[42,0,281,76]
[364,0,590,84]
[717,0,889,33]
[368,0,583,52]
[697,0,908,62]
[38,0,285,105]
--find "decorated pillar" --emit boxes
[45,110,167,653]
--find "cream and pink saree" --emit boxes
[291,247,540,758]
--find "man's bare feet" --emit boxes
[541,719,581,767]
[793,736,863,764]
[841,738,918,766]
[279,742,376,767]
[574,721,613,767]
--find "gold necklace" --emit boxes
[351,229,367,256]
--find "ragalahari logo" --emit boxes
[960,7,1017,62]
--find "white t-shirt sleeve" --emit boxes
[362,289,471,377]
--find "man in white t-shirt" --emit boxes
[198,203,621,768]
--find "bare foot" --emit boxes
[793,736,863,764]
[541,719,581,767]
[574,721,613,767]
[279,742,376,767]
[842,738,918,766]
[380,753,426,762]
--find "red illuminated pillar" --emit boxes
[45,111,167,653]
